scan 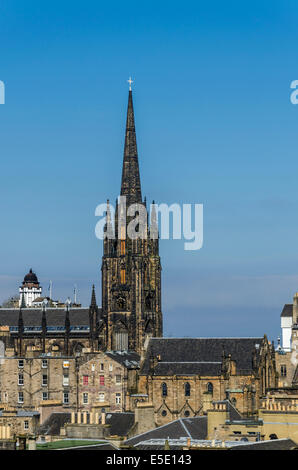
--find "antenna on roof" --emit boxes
[48,280,52,301]
[74,284,77,304]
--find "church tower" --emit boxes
[100,88,162,354]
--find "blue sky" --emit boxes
[1,0,298,341]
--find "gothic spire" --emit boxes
[20,293,26,309]
[120,90,142,206]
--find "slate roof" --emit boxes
[134,438,298,450]
[140,338,264,376]
[102,412,135,436]
[153,362,222,376]
[124,416,207,447]
[62,442,118,450]
[230,438,298,450]
[0,410,40,417]
[38,412,71,436]
[281,304,293,317]
[0,308,101,328]
[105,351,140,369]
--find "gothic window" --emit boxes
[120,269,126,284]
[145,292,154,310]
[162,382,168,397]
[114,329,128,351]
[280,365,287,377]
[185,382,191,397]
[116,296,126,310]
[207,382,213,394]
[120,240,126,255]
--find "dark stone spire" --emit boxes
[41,302,47,353]
[120,90,142,206]
[18,307,24,335]
[64,301,71,355]
[20,293,26,309]
[90,284,97,308]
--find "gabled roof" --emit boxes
[140,337,264,376]
[124,416,207,447]
[281,304,293,317]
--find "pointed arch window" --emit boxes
[207,382,213,394]
[185,382,191,397]
[162,382,167,397]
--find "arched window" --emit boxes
[269,434,278,440]
[207,382,213,394]
[162,382,167,397]
[185,382,191,397]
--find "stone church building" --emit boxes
[0,88,277,422]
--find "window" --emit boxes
[63,392,69,404]
[100,363,104,371]
[63,375,69,387]
[18,374,24,386]
[115,393,121,404]
[162,382,167,397]
[115,375,121,384]
[207,382,213,394]
[99,375,105,386]
[18,360,24,368]
[161,410,167,417]
[42,392,48,401]
[91,364,95,372]
[99,393,105,402]
[109,364,113,372]
[83,393,88,404]
[63,361,69,369]
[18,392,24,403]
[83,375,89,385]
[184,382,191,397]
[42,375,48,386]
[281,365,287,377]
[24,421,29,430]
[184,410,190,417]
[42,360,48,368]
[120,269,126,284]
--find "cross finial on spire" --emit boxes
[127,76,133,91]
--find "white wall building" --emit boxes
[19,269,42,307]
